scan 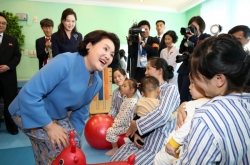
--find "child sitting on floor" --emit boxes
[105,78,138,156]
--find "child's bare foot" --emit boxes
[105,147,118,156]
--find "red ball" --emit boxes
[84,114,126,150]
[117,133,126,148]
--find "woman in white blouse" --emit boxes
[119,49,127,72]
[160,30,179,86]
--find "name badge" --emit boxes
[140,55,147,67]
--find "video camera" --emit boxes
[176,40,194,63]
[180,24,197,36]
[128,22,145,42]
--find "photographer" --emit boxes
[177,16,211,104]
[127,20,159,82]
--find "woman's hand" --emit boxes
[176,102,187,129]
[133,134,144,148]
[165,142,178,158]
[186,31,194,38]
[126,120,137,137]
[43,122,69,151]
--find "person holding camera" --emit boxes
[177,16,211,104]
[127,20,159,83]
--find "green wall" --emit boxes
[186,4,201,24]
[0,0,200,80]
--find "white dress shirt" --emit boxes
[0,33,3,44]
[137,37,148,68]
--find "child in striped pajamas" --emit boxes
[154,72,210,165]
[108,68,141,118]
[176,35,250,164]
[105,78,138,156]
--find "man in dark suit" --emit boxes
[0,13,21,135]
[156,20,167,55]
[127,20,159,82]
[36,18,54,69]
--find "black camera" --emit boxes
[128,22,145,42]
[176,41,194,63]
[180,24,197,36]
[176,52,190,63]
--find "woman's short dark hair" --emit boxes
[57,8,78,42]
[188,16,206,34]
[162,30,178,43]
[191,34,250,94]
[78,30,120,57]
[148,57,174,81]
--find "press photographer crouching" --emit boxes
[127,20,159,82]
[177,16,211,104]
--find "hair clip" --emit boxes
[73,34,78,41]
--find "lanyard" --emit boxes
[138,43,146,56]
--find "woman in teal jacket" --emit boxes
[9,30,120,164]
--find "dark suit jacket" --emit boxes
[127,36,159,78]
[108,52,120,70]
[51,31,82,57]
[0,33,21,83]
[35,37,47,69]
[158,37,167,56]
[178,33,211,75]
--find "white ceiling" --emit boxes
[31,0,206,13]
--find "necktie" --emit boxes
[43,37,51,66]
[158,37,161,43]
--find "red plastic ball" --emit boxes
[84,114,125,150]
[117,133,126,148]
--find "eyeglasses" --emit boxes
[0,22,7,25]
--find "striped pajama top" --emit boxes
[179,93,250,164]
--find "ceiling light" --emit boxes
[139,0,143,2]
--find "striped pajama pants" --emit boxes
[110,129,167,165]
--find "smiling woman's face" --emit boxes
[84,38,115,73]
